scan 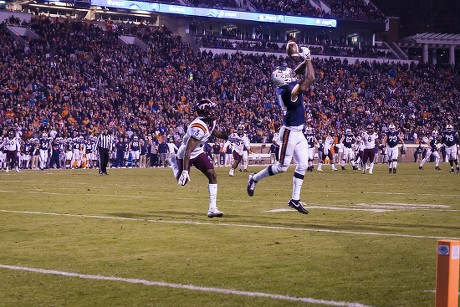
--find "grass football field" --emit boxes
[0,162,459,307]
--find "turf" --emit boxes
[0,162,459,307]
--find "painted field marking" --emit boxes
[266,207,390,213]
[1,209,459,240]
[267,203,457,213]
[363,191,460,197]
[0,264,374,307]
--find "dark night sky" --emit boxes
[371,0,460,37]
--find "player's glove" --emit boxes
[299,46,311,60]
[178,170,191,186]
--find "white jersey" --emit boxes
[323,135,334,154]
[225,133,250,155]
[177,117,216,159]
[355,138,364,152]
[167,142,178,154]
[2,137,21,151]
[362,132,379,150]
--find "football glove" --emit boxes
[178,170,191,186]
[299,46,311,60]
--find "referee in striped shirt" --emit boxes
[96,128,112,175]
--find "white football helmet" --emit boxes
[271,66,294,87]
[432,130,438,136]
[305,127,313,134]
[345,128,352,134]
[446,124,453,131]
[389,124,395,132]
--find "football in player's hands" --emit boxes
[286,41,299,59]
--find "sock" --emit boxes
[393,161,397,169]
[208,184,217,211]
[292,176,303,200]
[370,162,374,172]
[253,166,274,182]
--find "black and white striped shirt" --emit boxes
[96,134,112,150]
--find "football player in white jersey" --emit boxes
[361,125,380,174]
[169,99,236,218]
[0,137,6,170]
[339,128,356,170]
[224,124,251,176]
[419,130,442,170]
[2,130,21,172]
[317,131,338,172]
[382,124,406,173]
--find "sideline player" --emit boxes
[303,126,317,172]
[169,99,239,218]
[247,45,314,214]
[2,130,21,172]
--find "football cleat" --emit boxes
[288,199,308,214]
[207,209,223,218]
[435,166,441,170]
[247,174,257,197]
[419,166,424,170]
[229,168,234,177]
[389,168,392,173]
[393,169,397,174]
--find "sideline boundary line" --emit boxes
[0,264,374,307]
[1,209,458,240]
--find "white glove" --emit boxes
[299,46,311,60]
[178,170,191,186]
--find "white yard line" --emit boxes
[0,264,374,307]
[0,209,458,240]
[363,191,460,197]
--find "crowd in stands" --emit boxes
[1,16,459,156]
[325,0,385,21]
[197,34,396,59]
[163,0,386,22]
[186,0,386,22]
